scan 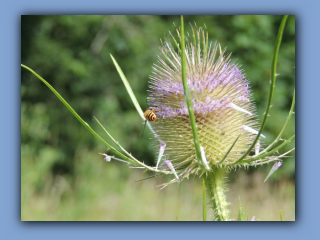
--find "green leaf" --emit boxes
[110,54,160,141]
[280,209,284,221]
[237,201,246,221]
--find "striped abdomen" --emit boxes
[144,108,157,122]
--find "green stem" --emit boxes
[205,168,230,221]
[260,88,295,154]
[234,15,289,164]
[239,134,295,164]
[202,178,207,221]
[180,16,205,171]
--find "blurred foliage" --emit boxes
[21,15,295,221]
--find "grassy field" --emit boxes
[21,148,295,221]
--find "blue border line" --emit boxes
[2,0,318,239]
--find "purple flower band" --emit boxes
[154,97,231,118]
[150,65,250,97]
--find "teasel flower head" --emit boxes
[148,25,262,180]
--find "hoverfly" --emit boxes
[141,106,157,137]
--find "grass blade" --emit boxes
[237,201,246,221]
[280,209,284,221]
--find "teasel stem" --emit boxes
[180,15,205,171]
[234,15,289,164]
[202,178,207,221]
[204,168,230,221]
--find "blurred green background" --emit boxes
[21,15,295,221]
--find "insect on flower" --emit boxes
[144,107,157,122]
[141,106,157,137]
